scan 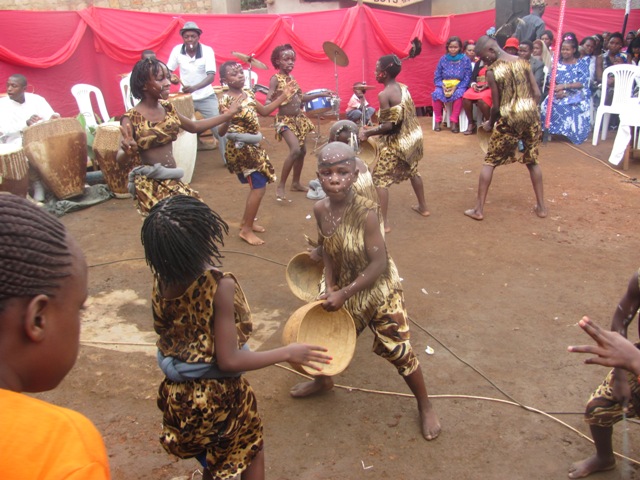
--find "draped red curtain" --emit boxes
[0,5,637,118]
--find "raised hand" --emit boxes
[119,123,138,156]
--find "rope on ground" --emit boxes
[563,142,640,187]
[274,363,640,466]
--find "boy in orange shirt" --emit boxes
[0,195,110,479]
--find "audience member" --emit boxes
[463,40,477,70]
[541,29,555,52]
[513,0,547,43]
[596,32,626,129]
[504,37,519,55]
[432,36,472,134]
[519,40,545,94]
[346,82,375,126]
[533,39,553,71]
[579,37,598,91]
[461,59,492,135]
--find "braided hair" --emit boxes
[271,44,295,69]
[130,57,171,100]
[0,195,71,309]
[141,195,229,288]
[378,54,402,79]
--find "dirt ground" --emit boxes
[36,116,640,480]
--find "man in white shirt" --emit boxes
[0,74,59,201]
[0,74,58,146]
[167,21,226,163]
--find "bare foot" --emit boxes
[411,205,431,217]
[420,403,441,441]
[567,455,615,478]
[239,230,265,246]
[384,225,391,234]
[290,182,309,193]
[276,185,287,200]
[290,376,334,398]
[252,224,266,233]
[464,209,483,221]
[534,205,548,218]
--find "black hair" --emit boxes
[542,30,554,41]
[141,195,229,288]
[141,50,156,59]
[608,32,624,44]
[8,74,27,87]
[271,44,295,69]
[629,35,640,52]
[378,54,402,78]
[463,40,476,51]
[579,36,595,46]
[329,120,359,148]
[446,36,463,52]
[0,195,71,310]
[520,40,534,51]
[130,58,170,100]
[561,32,580,58]
[219,61,242,82]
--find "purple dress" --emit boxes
[432,55,472,103]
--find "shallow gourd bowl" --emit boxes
[282,301,356,376]
[285,251,324,302]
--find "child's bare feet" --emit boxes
[290,376,334,397]
[534,204,548,218]
[252,224,266,233]
[276,185,287,200]
[239,230,265,246]
[384,225,391,233]
[420,402,441,441]
[464,209,483,221]
[290,182,309,193]
[411,205,430,217]
[567,455,615,478]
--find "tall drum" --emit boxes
[93,122,136,198]
[22,118,87,200]
[168,93,197,183]
[0,144,29,197]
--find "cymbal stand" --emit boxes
[332,51,341,120]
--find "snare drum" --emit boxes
[305,89,332,115]
[22,118,87,200]
[93,122,134,198]
[168,94,197,183]
[0,144,29,197]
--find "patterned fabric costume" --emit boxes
[371,83,423,188]
[540,58,591,145]
[271,73,315,147]
[123,101,200,215]
[484,59,541,167]
[153,269,263,480]
[219,91,276,182]
[584,269,640,428]
[319,193,418,377]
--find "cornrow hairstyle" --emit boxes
[271,44,295,69]
[219,61,243,83]
[378,54,402,79]
[141,195,229,288]
[130,58,170,100]
[0,195,71,310]
[329,120,359,151]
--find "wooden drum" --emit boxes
[22,118,87,200]
[168,93,197,184]
[93,122,134,198]
[0,144,29,197]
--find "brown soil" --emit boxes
[38,117,640,479]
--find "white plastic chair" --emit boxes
[119,75,135,111]
[71,83,110,128]
[432,102,468,132]
[592,64,640,145]
[243,69,258,90]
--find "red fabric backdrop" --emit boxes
[0,5,638,119]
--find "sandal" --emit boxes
[433,123,442,132]
[451,122,460,134]
[463,123,477,135]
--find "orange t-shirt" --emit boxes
[0,389,110,479]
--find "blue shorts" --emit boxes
[237,172,268,189]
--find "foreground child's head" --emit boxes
[316,142,359,195]
[0,194,87,393]
[141,195,229,288]
[130,57,171,100]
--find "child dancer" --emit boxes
[141,195,330,480]
[266,43,332,200]
[359,54,429,233]
[291,142,441,442]
[0,195,110,478]
[218,61,295,245]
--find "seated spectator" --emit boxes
[519,40,545,94]
[540,33,591,144]
[592,33,605,56]
[627,35,640,65]
[461,59,491,135]
[541,29,555,52]
[579,36,598,91]
[596,32,626,128]
[533,38,553,71]
[463,40,477,70]
[504,37,519,55]
[432,36,472,134]
[345,82,375,126]
[624,31,636,53]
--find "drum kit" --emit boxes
[231,51,268,94]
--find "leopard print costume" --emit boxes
[153,269,263,479]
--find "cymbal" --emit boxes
[323,41,349,67]
[231,51,268,70]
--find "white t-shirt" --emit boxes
[0,93,56,145]
[166,43,217,101]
